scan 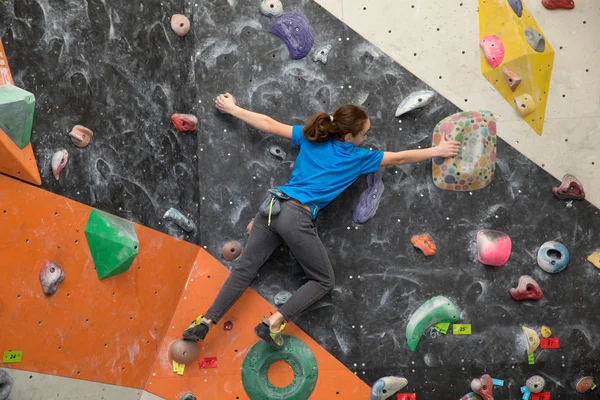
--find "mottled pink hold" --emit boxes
[471,374,494,400]
[477,230,512,266]
[480,35,505,68]
[488,121,497,136]
[510,275,543,300]
[440,122,455,135]
[552,174,585,200]
[490,151,496,163]
[39,260,66,296]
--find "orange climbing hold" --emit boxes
[411,234,437,257]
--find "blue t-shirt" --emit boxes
[278,125,384,219]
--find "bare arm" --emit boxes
[216,93,293,140]
[380,133,461,166]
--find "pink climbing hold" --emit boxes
[479,35,505,69]
[51,149,68,180]
[39,260,66,296]
[542,0,574,9]
[171,114,198,132]
[170,14,191,36]
[471,374,494,400]
[510,275,543,301]
[476,230,512,267]
[552,174,585,200]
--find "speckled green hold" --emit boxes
[242,335,318,400]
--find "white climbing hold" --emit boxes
[313,44,332,64]
[260,0,283,18]
[395,90,435,117]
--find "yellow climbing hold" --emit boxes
[478,0,554,135]
[587,250,600,269]
[541,326,552,338]
[522,325,540,354]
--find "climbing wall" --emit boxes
[1,0,600,398]
[144,249,370,399]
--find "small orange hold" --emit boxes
[222,240,242,261]
[69,125,93,148]
[411,234,437,257]
[576,377,594,393]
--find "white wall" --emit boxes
[315,0,600,207]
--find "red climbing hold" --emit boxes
[171,114,198,132]
[552,174,585,200]
[224,320,233,331]
[471,374,494,400]
[510,275,543,301]
[542,0,574,9]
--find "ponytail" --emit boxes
[302,105,368,143]
[303,112,340,142]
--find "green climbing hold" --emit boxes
[406,296,460,351]
[0,84,35,149]
[242,335,318,400]
[84,209,139,280]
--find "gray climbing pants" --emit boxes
[204,200,335,323]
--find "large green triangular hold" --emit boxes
[0,84,35,149]
[84,209,139,280]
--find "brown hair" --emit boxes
[302,104,368,143]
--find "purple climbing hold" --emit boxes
[444,175,456,184]
[353,169,384,224]
[508,0,523,17]
[270,11,314,60]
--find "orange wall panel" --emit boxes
[0,174,199,388]
[145,249,371,399]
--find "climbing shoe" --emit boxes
[182,315,211,342]
[254,317,286,350]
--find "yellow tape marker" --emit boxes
[2,351,22,363]
[435,322,451,334]
[453,324,472,335]
[172,360,185,375]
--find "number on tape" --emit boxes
[452,324,472,334]
[198,357,218,369]
[540,338,560,349]
[2,351,22,363]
